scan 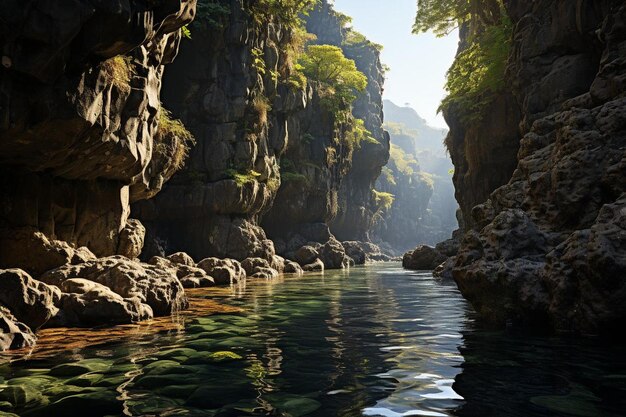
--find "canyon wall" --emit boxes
[449,0,626,334]
[0,1,195,272]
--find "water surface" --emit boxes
[0,263,624,416]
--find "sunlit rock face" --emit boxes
[453,0,626,334]
[134,0,308,262]
[261,0,390,248]
[0,1,196,265]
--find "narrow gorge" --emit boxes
[0,0,624,415]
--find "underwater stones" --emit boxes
[116,219,145,260]
[402,245,447,271]
[40,256,188,316]
[0,306,36,351]
[0,269,59,330]
[51,278,153,327]
[197,258,245,285]
[50,359,112,377]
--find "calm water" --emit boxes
[0,263,625,416]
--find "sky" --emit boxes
[333,0,458,129]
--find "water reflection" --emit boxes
[0,264,624,416]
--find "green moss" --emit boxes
[101,55,134,93]
[282,172,309,184]
[156,108,196,171]
[372,190,395,211]
[389,144,419,177]
[225,169,261,187]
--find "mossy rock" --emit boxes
[281,397,321,416]
[133,374,202,390]
[34,391,122,417]
[42,385,101,402]
[154,384,198,400]
[65,373,104,387]
[50,359,112,377]
[0,384,48,409]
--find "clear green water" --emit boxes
[0,263,625,416]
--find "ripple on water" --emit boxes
[0,263,624,416]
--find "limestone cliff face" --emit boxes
[0,0,195,272]
[262,0,390,247]
[331,38,391,241]
[261,84,354,248]
[134,0,306,261]
[452,0,626,334]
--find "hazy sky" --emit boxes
[333,0,458,129]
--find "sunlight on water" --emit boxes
[0,263,624,416]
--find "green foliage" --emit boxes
[383,121,418,138]
[372,190,395,211]
[440,17,512,120]
[282,172,309,184]
[194,1,231,29]
[381,166,397,186]
[345,119,378,149]
[181,25,192,39]
[101,56,134,93]
[225,169,261,187]
[344,29,384,51]
[413,0,470,37]
[389,144,419,177]
[156,108,196,171]
[299,45,367,117]
[414,0,511,123]
[300,45,367,91]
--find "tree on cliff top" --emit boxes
[413,0,503,36]
[413,0,511,121]
[299,45,367,92]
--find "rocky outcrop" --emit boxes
[402,246,447,271]
[450,0,626,334]
[0,1,196,263]
[0,1,196,349]
[134,0,306,262]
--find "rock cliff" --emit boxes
[0,0,197,349]
[0,0,195,269]
[450,0,626,334]
[262,0,390,250]
[134,0,307,262]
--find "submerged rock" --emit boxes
[302,259,325,272]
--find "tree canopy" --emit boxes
[299,45,367,92]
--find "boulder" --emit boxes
[197,258,246,285]
[402,245,447,271]
[50,279,153,327]
[242,258,280,279]
[117,219,146,259]
[40,256,188,316]
[342,241,366,265]
[284,261,304,276]
[167,252,196,267]
[0,269,60,330]
[302,259,324,272]
[0,228,96,277]
[319,238,350,269]
[0,306,36,351]
[294,246,319,266]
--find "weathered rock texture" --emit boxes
[451,0,626,334]
[134,0,306,262]
[0,1,196,348]
[0,1,196,265]
[262,0,390,256]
